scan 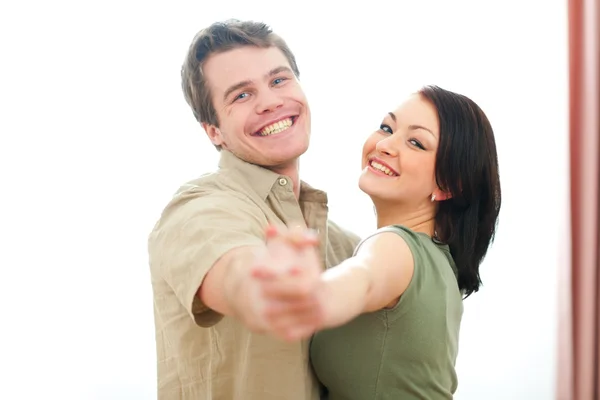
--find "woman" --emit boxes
[253,85,501,399]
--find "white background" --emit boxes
[0,1,568,399]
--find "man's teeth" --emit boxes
[370,161,396,176]
[259,118,293,136]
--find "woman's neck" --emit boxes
[374,201,436,236]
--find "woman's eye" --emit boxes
[380,124,392,134]
[409,139,425,150]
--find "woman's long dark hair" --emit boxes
[419,85,501,298]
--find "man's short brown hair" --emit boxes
[181,20,300,129]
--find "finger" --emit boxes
[264,296,320,317]
[262,226,320,277]
[286,225,319,248]
[283,325,319,342]
[264,301,323,330]
[265,234,301,273]
[287,225,310,245]
[266,223,315,245]
[274,323,319,343]
[267,223,318,247]
[250,246,283,279]
[261,278,316,301]
[254,264,303,280]
[257,246,321,300]
[251,266,278,280]
[264,303,324,341]
[290,242,322,280]
[265,223,282,239]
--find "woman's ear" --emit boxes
[432,187,452,201]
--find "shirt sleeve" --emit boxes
[148,189,267,327]
[327,220,362,260]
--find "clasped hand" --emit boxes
[250,224,327,342]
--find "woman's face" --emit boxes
[358,94,442,206]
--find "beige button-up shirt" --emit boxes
[148,150,360,399]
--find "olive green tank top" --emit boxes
[310,225,463,400]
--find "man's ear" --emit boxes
[202,123,224,147]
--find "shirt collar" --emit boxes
[218,150,328,204]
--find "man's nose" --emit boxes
[256,89,284,114]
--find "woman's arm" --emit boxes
[320,231,415,328]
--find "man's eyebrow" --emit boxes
[223,80,252,102]
[268,66,293,76]
[223,66,294,101]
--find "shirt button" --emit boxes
[278,178,287,186]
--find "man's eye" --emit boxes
[234,92,249,101]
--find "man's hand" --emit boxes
[250,224,325,342]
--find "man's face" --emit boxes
[202,46,311,169]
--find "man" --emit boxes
[148,19,360,400]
